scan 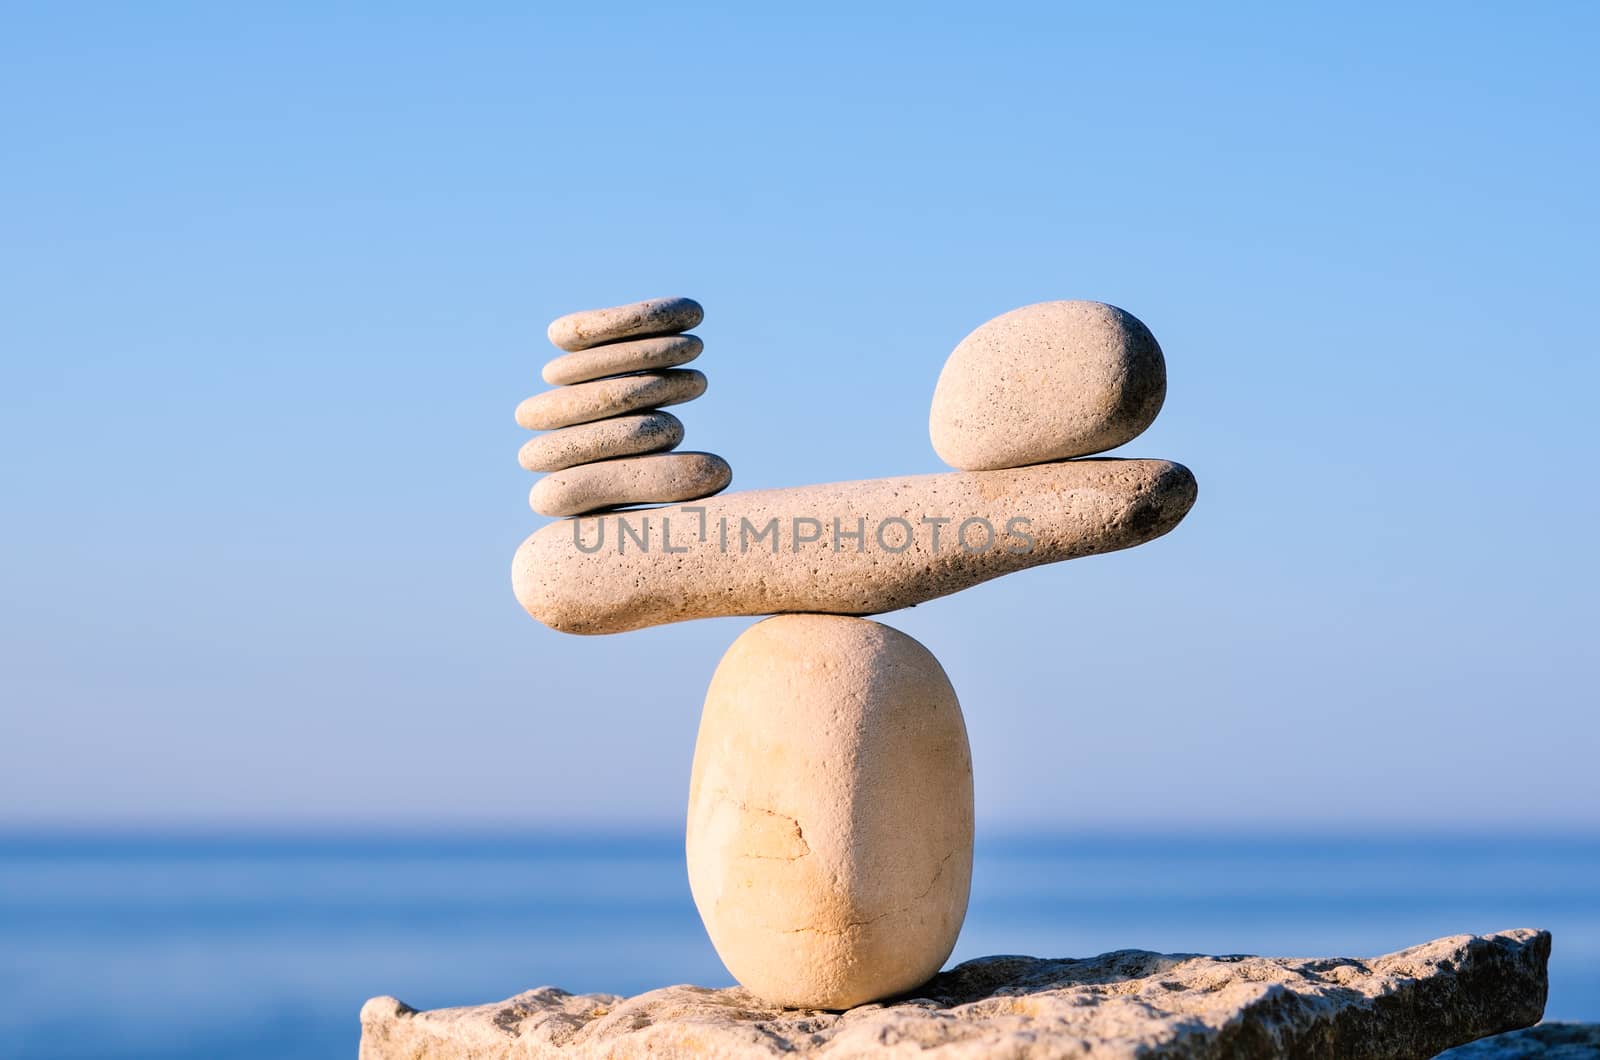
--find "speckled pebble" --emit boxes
[515,369,706,431]
[547,297,703,352]
[542,334,703,386]
[518,411,684,473]
[930,300,1167,470]
[529,451,732,517]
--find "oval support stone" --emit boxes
[688,614,974,1010]
[511,458,1197,634]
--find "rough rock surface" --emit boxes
[512,458,1196,635]
[1436,1023,1600,1057]
[929,301,1167,471]
[515,369,707,431]
[529,451,732,517]
[547,296,704,351]
[359,928,1549,1060]
[688,616,973,1009]
[543,333,703,386]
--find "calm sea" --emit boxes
[1,833,1594,1059]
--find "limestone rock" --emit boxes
[358,928,1550,1060]
[543,334,703,386]
[929,301,1167,471]
[516,369,707,431]
[1436,1023,1600,1057]
[547,296,704,352]
[529,451,732,517]
[512,458,1196,635]
[519,412,684,473]
[687,615,973,1010]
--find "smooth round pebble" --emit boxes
[929,300,1167,470]
[518,411,684,473]
[529,451,731,517]
[547,296,703,352]
[543,334,703,386]
[515,369,706,431]
[686,615,974,1010]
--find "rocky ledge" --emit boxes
[1437,1022,1600,1057]
[359,928,1548,1060]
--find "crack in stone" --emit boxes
[780,850,957,936]
[719,794,812,861]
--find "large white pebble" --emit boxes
[686,614,973,1010]
[929,300,1167,470]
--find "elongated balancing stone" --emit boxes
[512,458,1195,634]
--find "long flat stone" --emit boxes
[358,928,1550,1060]
[512,458,1196,635]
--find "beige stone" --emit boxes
[547,297,703,352]
[512,458,1196,635]
[518,412,684,473]
[529,452,731,518]
[930,300,1167,470]
[515,370,706,432]
[358,928,1551,1059]
[542,334,703,386]
[687,615,973,1011]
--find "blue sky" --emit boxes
[2,4,1595,830]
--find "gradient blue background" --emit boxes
[2,9,1598,1055]
[4,3,1594,831]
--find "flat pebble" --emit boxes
[542,334,703,387]
[529,451,732,517]
[547,297,703,352]
[515,369,706,431]
[929,300,1167,470]
[518,411,684,473]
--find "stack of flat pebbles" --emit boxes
[516,297,732,517]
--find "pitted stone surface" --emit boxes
[529,451,732,517]
[516,369,707,431]
[519,412,685,473]
[358,928,1549,1059]
[543,334,704,386]
[547,297,703,352]
[512,458,1196,635]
